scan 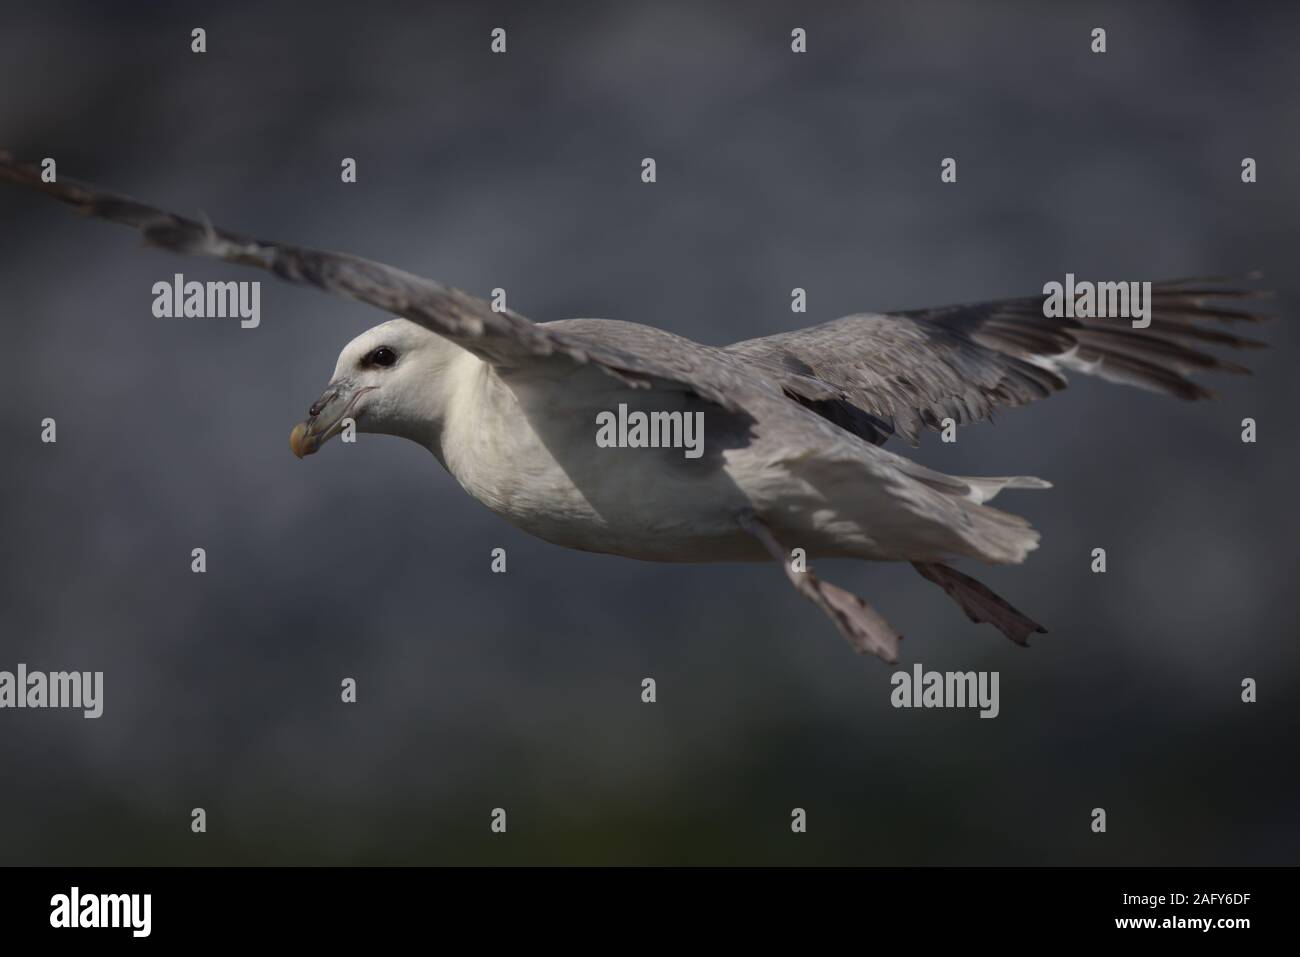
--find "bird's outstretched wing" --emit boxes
[0,154,752,413]
[726,281,1270,444]
[3,155,1269,451]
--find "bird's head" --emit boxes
[289,317,459,457]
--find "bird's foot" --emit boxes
[911,561,1046,646]
[737,511,902,663]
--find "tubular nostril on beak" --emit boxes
[309,391,337,417]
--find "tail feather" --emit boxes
[887,455,1045,562]
[952,499,1041,565]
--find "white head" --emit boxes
[289,318,462,457]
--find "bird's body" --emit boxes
[398,317,1042,566]
[0,154,1270,662]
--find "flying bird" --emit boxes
[0,155,1270,663]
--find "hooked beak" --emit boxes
[289,379,375,458]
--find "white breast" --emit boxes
[435,355,769,560]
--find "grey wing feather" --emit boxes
[0,153,754,414]
[727,282,1270,445]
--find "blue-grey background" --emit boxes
[1,0,1296,865]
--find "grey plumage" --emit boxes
[728,284,1268,445]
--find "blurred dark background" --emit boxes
[1,0,1297,865]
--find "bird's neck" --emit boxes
[404,344,489,466]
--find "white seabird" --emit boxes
[1,155,1269,663]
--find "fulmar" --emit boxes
[0,155,1269,663]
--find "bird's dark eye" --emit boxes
[368,347,398,368]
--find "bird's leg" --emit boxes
[911,561,1047,646]
[737,510,902,664]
